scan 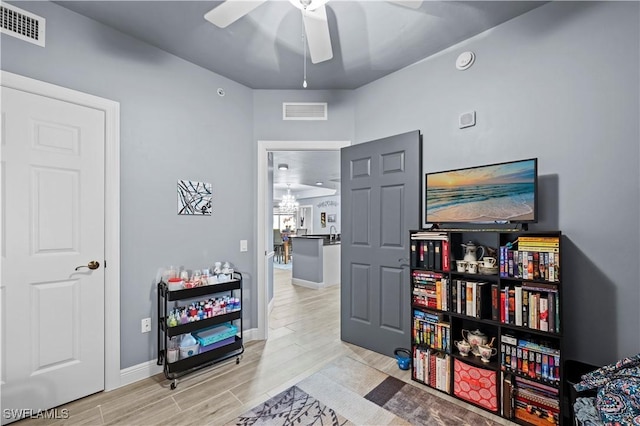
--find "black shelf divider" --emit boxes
[164,279,241,301]
[165,310,241,337]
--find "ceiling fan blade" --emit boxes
[387,0,423,9]
[302,5,333,64]
[204,0,267,28]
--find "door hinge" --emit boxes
[104,260,107,268]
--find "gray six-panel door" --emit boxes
[340,130,421,357]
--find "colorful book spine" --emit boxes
[491,283,499,321]
[442,240,450,271]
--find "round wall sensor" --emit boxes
[217,88,225,97]
[456,51,475,70]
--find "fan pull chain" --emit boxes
[302,10,307,88]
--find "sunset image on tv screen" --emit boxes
[426,159,536,223]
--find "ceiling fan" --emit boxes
[204,0,423,65]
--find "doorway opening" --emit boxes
[256,140,350,341]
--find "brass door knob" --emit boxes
[75,261,100,271]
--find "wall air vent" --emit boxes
[1,3,45,47]
[283,102,327,121]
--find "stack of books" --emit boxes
[500,334,560,385]
[514,375,560,425]
[500,236,560,282]
[413,309,450,352]
[412,271,449,310]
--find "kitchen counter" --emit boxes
[290,236,340,289]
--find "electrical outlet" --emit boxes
[141,318,151,333]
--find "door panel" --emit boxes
[381,151,404,173]
[1,87,105,422]
[350,157,371,178]
[380,185,403,247]
[32,167,79,253]
[31,280,79,372]
[380,267,403,330]
[350,188,371,245]
[341,130,421,357]
[350,263,371,322]
[32,119,80,154]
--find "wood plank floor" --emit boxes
[15,266,509,425]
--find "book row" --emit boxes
[501,284,560,333]
[412,271,449,311]
[500,334,560,385]
[451,280,492,319]
[412,347,450,393]
[410,233,450,271]
[413,310,450,352]
[499,247,560,282]
[447,279,561,333]
[503,373,560,425]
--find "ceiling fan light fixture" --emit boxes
[288,0,329,11]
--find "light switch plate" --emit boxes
[240,240,248,252]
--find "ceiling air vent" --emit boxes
[1,3,45,47]
[283,102,327,121]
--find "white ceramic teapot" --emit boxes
[462,329,488,349]
[461,241,485,262]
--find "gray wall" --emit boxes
[297,195,341,235]
[1,1,255,369]
[353,1,640,365]
[253,90,355,143]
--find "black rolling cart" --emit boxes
[157,272,244,389]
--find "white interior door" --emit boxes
[1,87,105,422]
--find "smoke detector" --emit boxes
[456,51,475,70]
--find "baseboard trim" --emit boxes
[119,360,163,388]
[292,278,324,289]
[243,327,259,342]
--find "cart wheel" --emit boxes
[236,357,240,365]
[170,380,177,390]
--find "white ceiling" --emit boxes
[54,0,546,90]
[272,151,340,201]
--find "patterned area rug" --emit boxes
[228,373,500,426]
[227,386,351,426]
[365,376,498,425]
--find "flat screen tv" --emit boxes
[425,158,538,226]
